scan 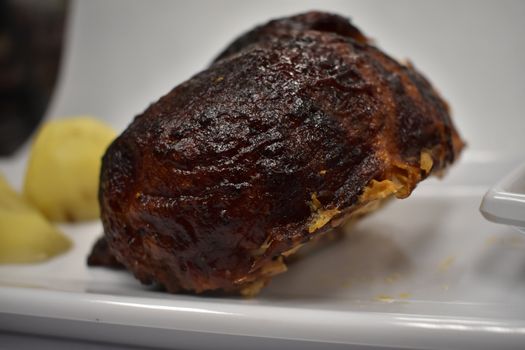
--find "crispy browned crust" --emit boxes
[87,236,124,269]
[214,11,369,62]
[96,12,464,294]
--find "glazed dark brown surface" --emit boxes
[213,12,368,62]
[87,236,124,269]
[94,11,464,294]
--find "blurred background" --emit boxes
[1,0,524,158]
[0,0,67,156]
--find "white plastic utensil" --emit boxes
[480,162,525,234]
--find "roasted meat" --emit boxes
[213,12,368,62]
[87,236,124,269]
[92,11,464,295]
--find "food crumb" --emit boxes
[375,294,395,303]
[438,256,455,272]
[485,236,500,246]
[485,235,525,248]
[398,292,411,299]
[385,273,400,284]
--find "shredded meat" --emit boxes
[89,11,464,295]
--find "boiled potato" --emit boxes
[24,117,116,222]
[0,174,71,263]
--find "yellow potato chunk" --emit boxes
[0,174,71,264]
[24,117,116,222]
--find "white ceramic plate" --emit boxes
[481,162,525,234]
[1,155,525,349]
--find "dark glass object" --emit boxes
[0,0,67,156]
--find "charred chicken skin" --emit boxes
[93,12,464,295]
